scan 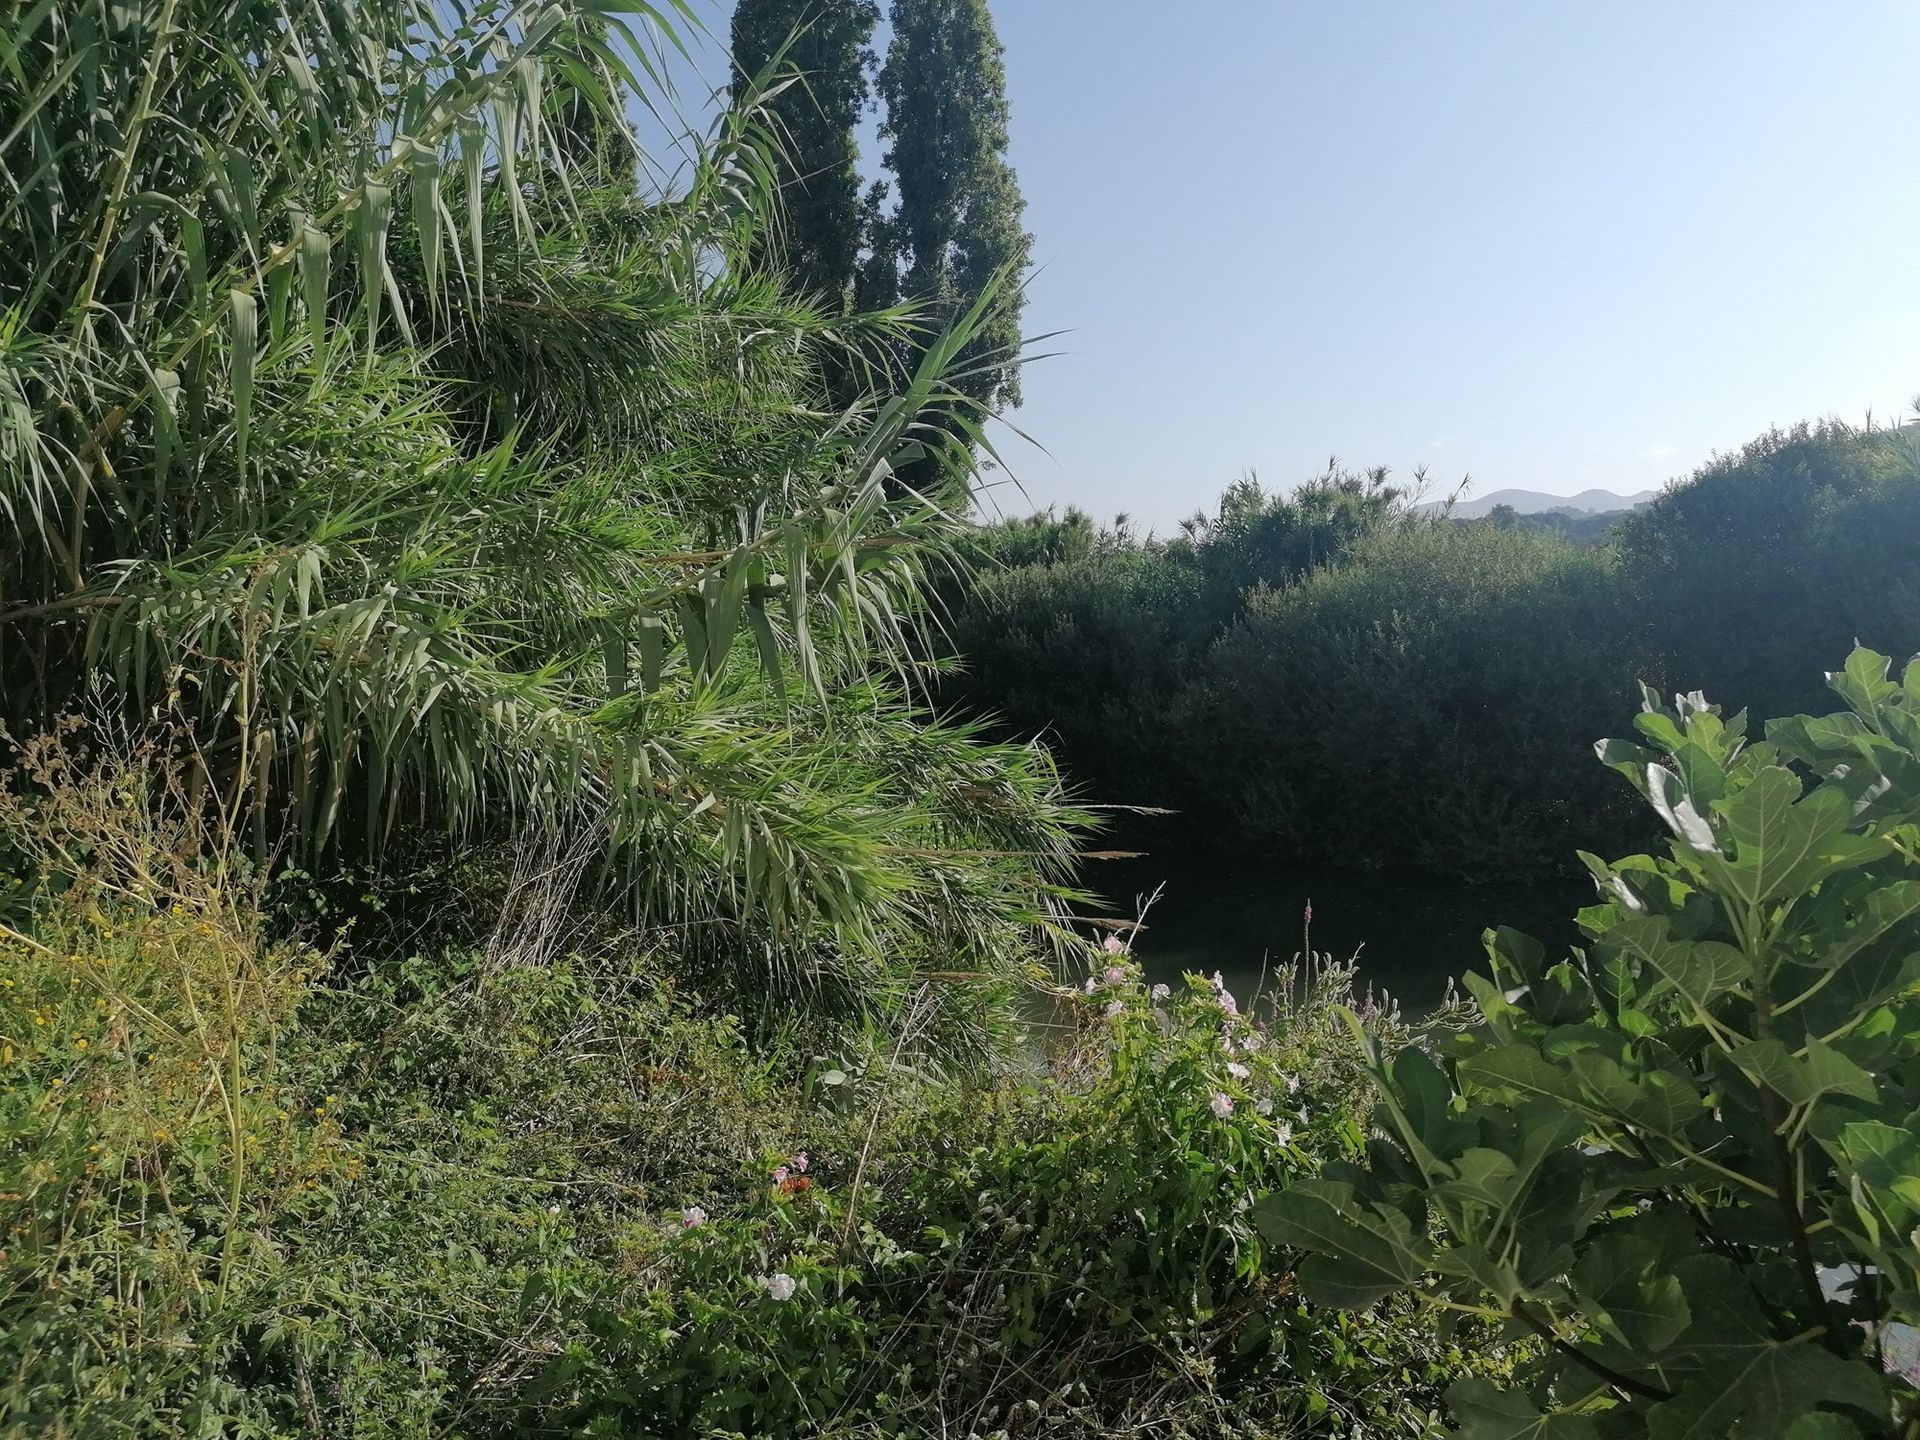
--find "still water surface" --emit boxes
[1083,826,1590,1014]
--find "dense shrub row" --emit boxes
[952,421,1920,879]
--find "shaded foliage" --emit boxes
[951,420,1920,881]
[1191,522,1650,878]
[1267,649,1920,1438]
[1617,420,1920,721]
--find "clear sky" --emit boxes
[646,1,1920,531]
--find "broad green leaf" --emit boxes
[1645,1342,1884,1440]
[1602,915,1748,1011]
[1460,1044,1583,1108]
[1730,1037,1875,1110]
[1445,1380,1600,1440]
[1252,1181,1431,1308]
[1827,647,1898,719]
[1569,1233,1691,1353]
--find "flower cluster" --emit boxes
[770,1151,811,1194]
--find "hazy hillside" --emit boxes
[1424,486,1658,519]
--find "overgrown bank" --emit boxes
[3,740,1507,1434]
[9,2,1920,1436]
[950,421,1920,879]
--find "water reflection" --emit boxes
[1082,828,1590,1015]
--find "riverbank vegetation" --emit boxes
[7,2,1920,1437]
[952,421,1920,879]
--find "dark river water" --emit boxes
[1081,823,1591,1014]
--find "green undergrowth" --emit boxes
[0,741,1510,1438]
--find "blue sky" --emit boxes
[643,1,1920,530]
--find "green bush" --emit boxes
[1264,648,1920,1436]
[1190,522,1651,879]
[952,552,1209,802]
[1618,422,1920,721]
[951,421,1920,885]
[949,469,1409,812]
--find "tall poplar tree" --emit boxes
[871,0,1031,411]
[730,0,880,307]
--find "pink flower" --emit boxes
[681,1206,707,1228]
[1209,1092,1235,1119]
[1208,971,1238,1013]
[1303,900,1313,924]
[1103,966,1126,986]
[771,1165,790,1185]
[791,1152,809,1174]
[765,1273,797,1301]
[1102,934,1126,954]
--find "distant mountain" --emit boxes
[1420,488,1658,520]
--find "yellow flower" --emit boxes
[74,1040,88,1050]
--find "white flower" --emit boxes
[1275,1122,1294,1146]
[1226,1061,1250,1080]
[1255,1098,1274,1117]
[1297,1105,1309,1124]
[1104,1000,1125,1019]
[1241,1032,1264,1052]
[1209,1092,1235,1119]
[765,1272,797,1301]
[1218,989,1239,1017]
[1286,1074,1301,1094]
[1083,976,1097,994]
[1210,970,1228,992]
[546,1203,562,1216]
[681,1206,707,1229]
[1150,983,1171,1002]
